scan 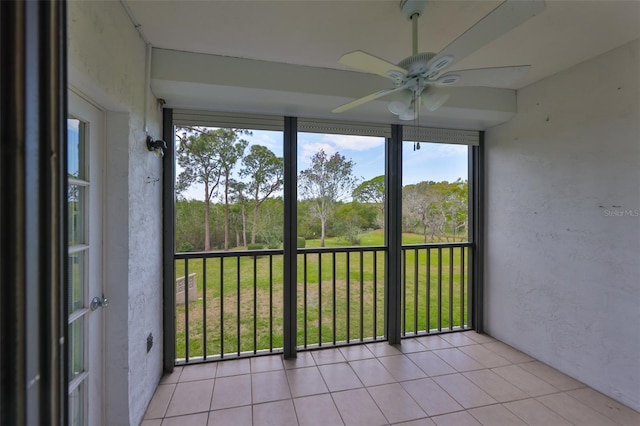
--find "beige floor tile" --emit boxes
[286,366,328,397]
[210,374,251,410]
[180,363,217,382]
[537,393,619,425]
[215,358,251,377]
[318,363,362,392]
[332,388,388,426]
[439,333,478,347]
[492,365,558,397]
[568,387,640,425]
[166,379,215,417]
[366,341,403,357]
[141,419,162,426]
[463,332,496,345]
[208,406,252,426]
[392,418,435,426]
[407,351,456,377]
[349,358,396,386]
[251,355,284,373]
[467,405,526,425]
[458,344,511,368]
[503,399,572,426]
[252,370,291,403]
[162,412,209,426]
[377,355,426,381]
[432,348,484,372]
[283,351,316,369]
[311,348,346,365]
[482,342,533,364]
[293,394,343,426]
[252,400,298,426]
[462,369,528,403]
[160,366,183,384]
[433,374,497,409]
[339,344,375,361]
[414,335,453,350]
[144,384,176,419]
[518,361,584,391]
[396,338,428,353]
[431,411,481,426]
[401,378,463,416]
[367,383,427,424]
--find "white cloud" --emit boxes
[321,134,385,152]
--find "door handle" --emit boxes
[90,294,108,311]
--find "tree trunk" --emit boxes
[320,216,326,247]
[224,172,230,250]
[204,182,211,251]
[251,202,259,244]
[235,227,240,248]
[241,203,247,247]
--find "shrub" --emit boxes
[247,243,264,250]
[297,237,306,248]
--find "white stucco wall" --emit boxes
[485,39,640,411]
[68,2,164,425]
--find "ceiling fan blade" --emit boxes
[332,87,404,113]
[428,0,545,72]
[435,65,530,88]
[339,50,407,80]
[421,88,450,112]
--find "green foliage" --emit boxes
[296,237,306,248]
[247,243,264,250]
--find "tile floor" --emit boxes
[142,331,640,425]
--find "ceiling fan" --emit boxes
[332,0,546,120]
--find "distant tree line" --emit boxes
[175,128,468,252]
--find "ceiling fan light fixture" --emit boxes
[399,110,417,121]
[388,100,409,115]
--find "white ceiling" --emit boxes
[125,0,640,130]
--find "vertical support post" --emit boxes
[385,125,403,344]
[162,108,176,371]
[283,116,298,358]
[469,133,484,333]
[0,1,67,424]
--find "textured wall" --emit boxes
[68,1,163,424]
[485,39,640,411]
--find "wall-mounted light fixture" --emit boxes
[146,135,167,157]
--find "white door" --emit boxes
[67,91,105,426]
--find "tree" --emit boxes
[228,180,249,248]
[298,150,360,247]
[240,145,283,244]
[176,128,247,251]
[353,175,385,229]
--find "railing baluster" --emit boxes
[449,247,454,330]
[346,251,350,343]
[359,251,364,341]
[220,258,224,358]
[303,252,307,348]
[460,247,465,329]
[426,248,431,333]
[373,251,377,340]
[184,258,189,362]
[438,248,442,332]
[401,249,406,336]
[253,255,257,354]
[332,252,336,345]
[203,258,207,359]
[237,256,241,356]
[414,248,418,335]
[269,254,273,352]
[318,252,322,346]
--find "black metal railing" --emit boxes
[174,242,471,364]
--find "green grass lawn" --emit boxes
[174,230,470,359]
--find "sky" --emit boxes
[177,129,468,201]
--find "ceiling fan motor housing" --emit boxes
[399,0,428,20]
[398,52,436,77]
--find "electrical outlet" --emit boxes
[147,333,153,353]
